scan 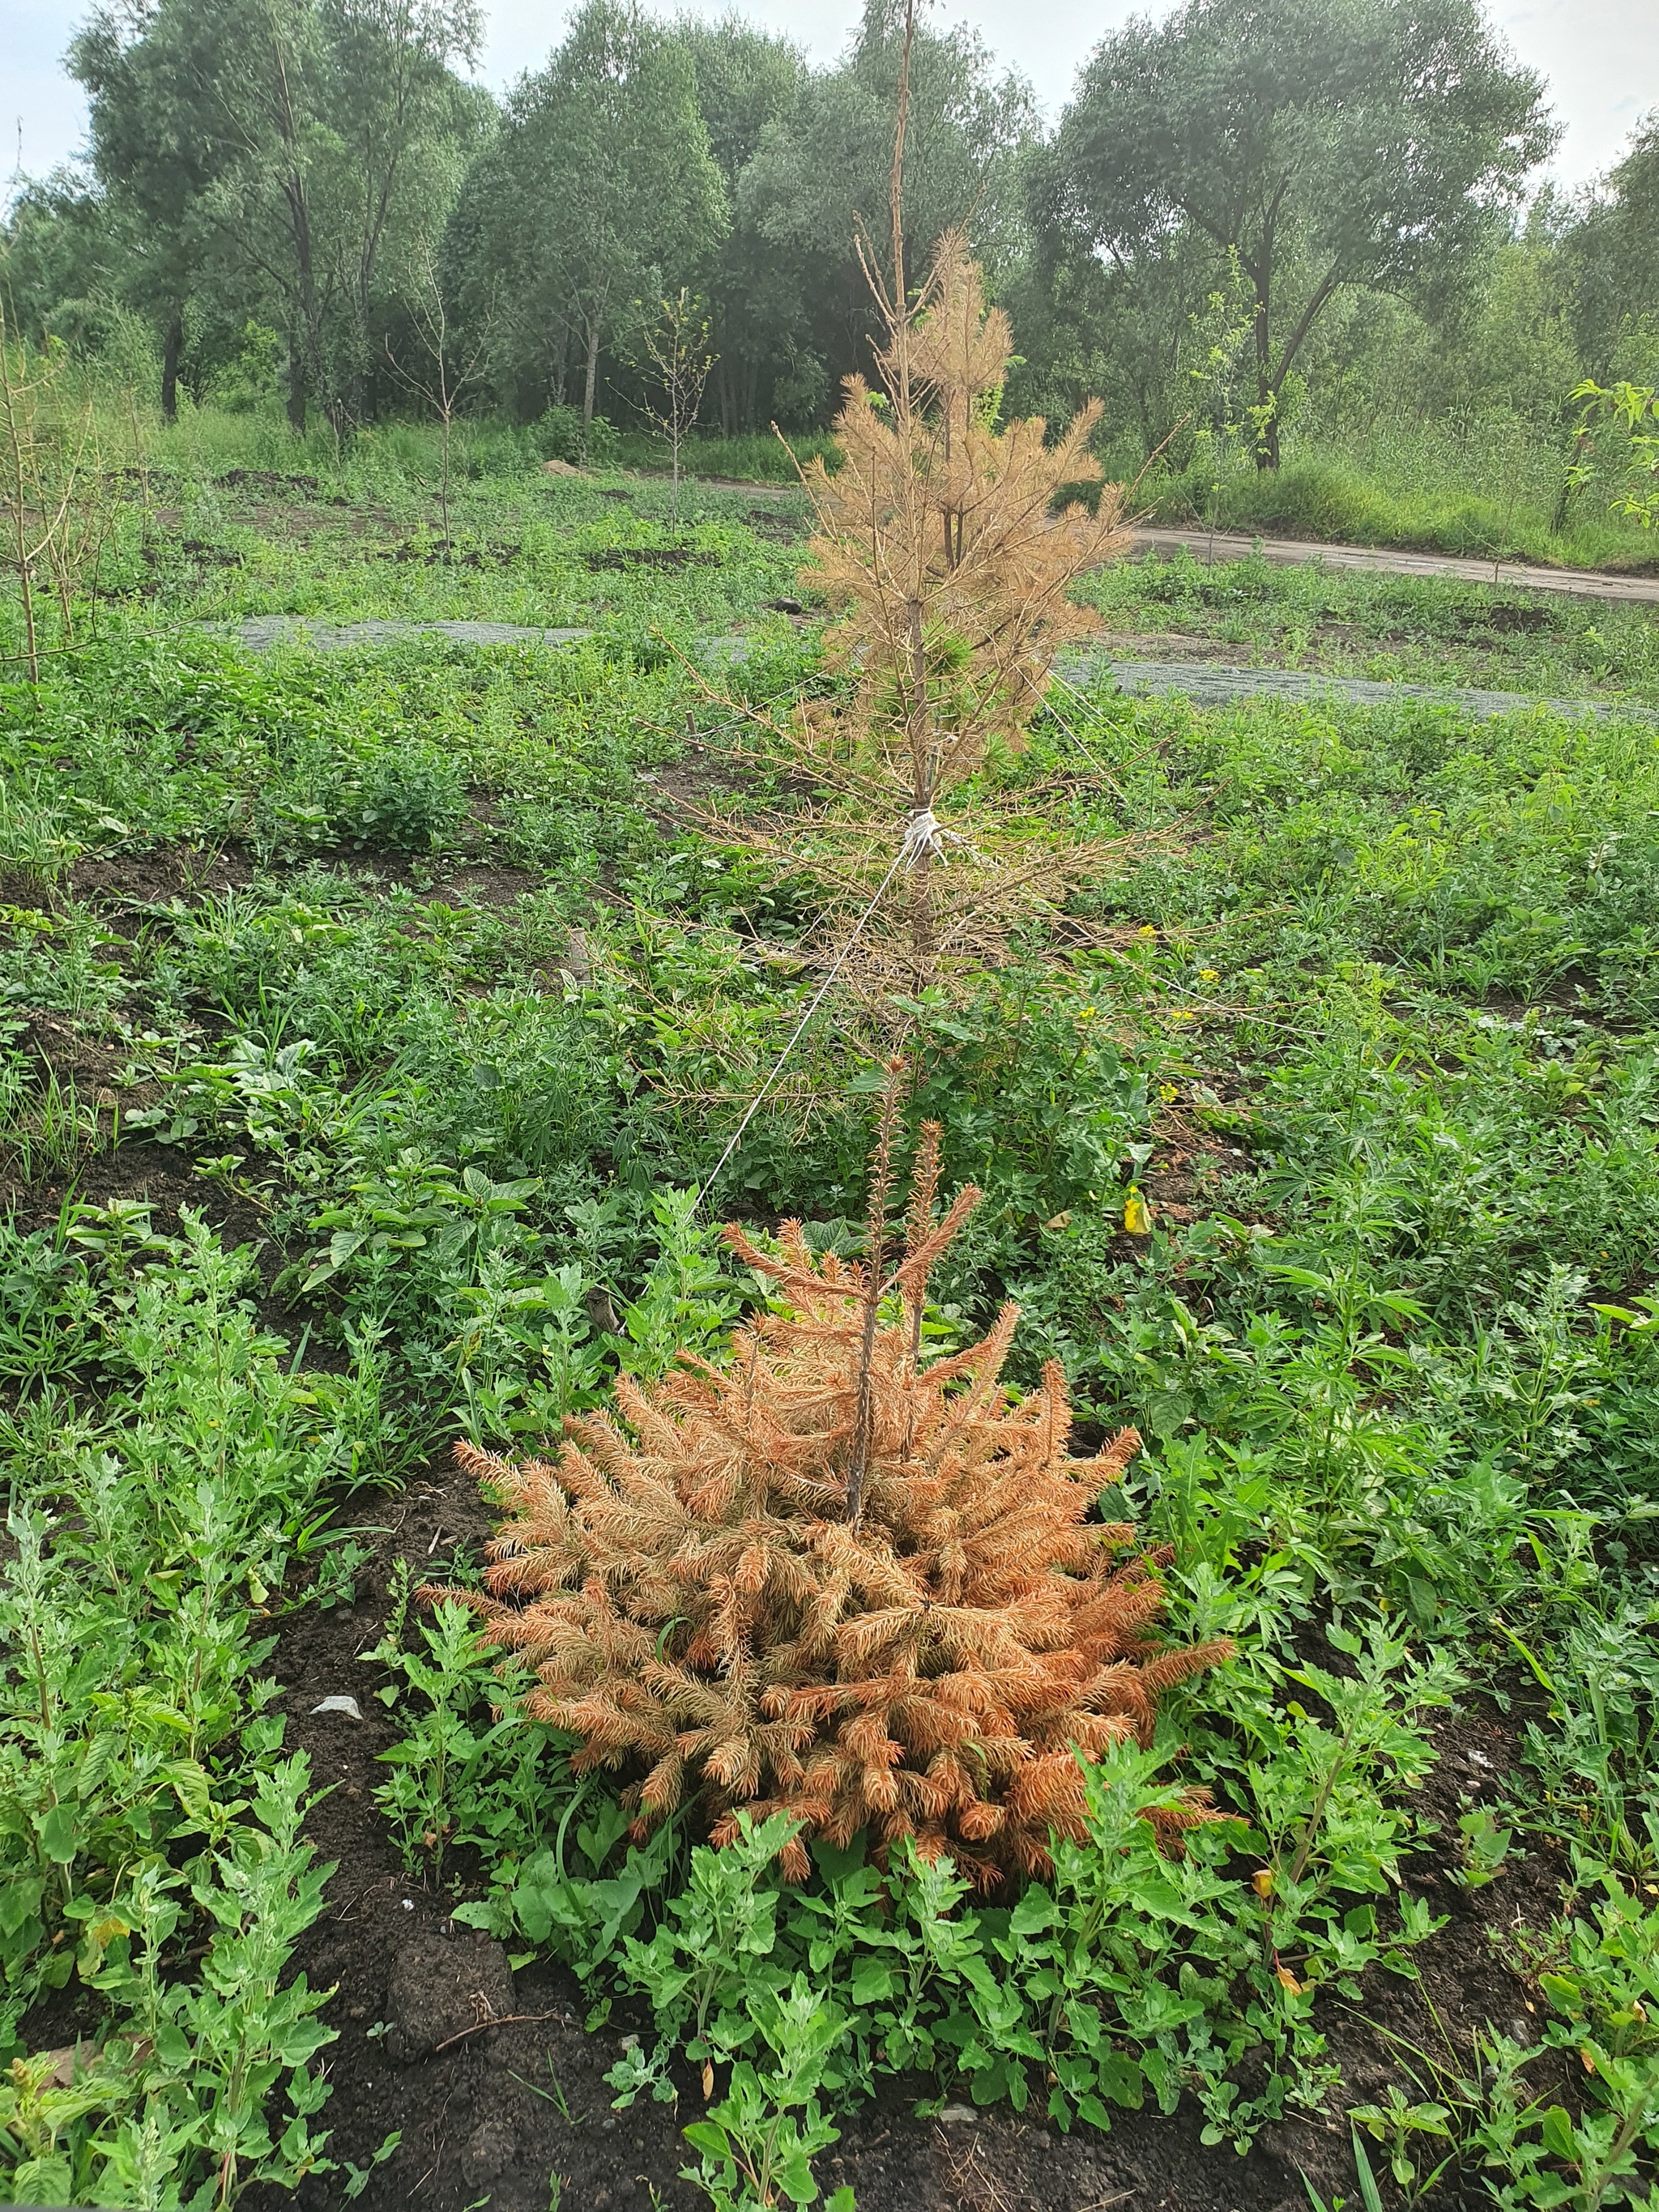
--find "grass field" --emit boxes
[2,452,1657,2212]
[84,389,1659,575]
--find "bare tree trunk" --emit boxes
[438,411,452,555]
[844,1064,902,1525]
[161,313,183,424]
[582,322,599,437]
[287,337,307,433]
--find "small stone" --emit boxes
[383,1931,515,2064]
[938,2103,979,2123]
[461,2116,517,2185]
[309,1694,363,1720]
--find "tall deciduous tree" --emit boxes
[313,0,488,407]
[70,0,483,429]
[0,173,127,354]
[70,1,237,417]
[672,12,805,435]
[736,0,1035,420]
[1051,0,1555,467]
[458,0,724,437]
[1564,115,1659,385]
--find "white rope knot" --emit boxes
[900,807,955,866]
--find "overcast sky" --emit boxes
[6,0,1656,209]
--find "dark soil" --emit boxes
[66,844,258,907]
[65,838,542,917]
[219,468,334,499]
[746,509,808,543]
[141,538,247,571]
[1460,603,1553,635]
[6,838,1573,2212]
[0,1127,285,1329]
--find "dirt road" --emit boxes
[1131,525,1659,604]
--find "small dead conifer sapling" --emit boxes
[443,1125,1230,1889]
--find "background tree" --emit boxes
[322,0,488,412]
[736,0,1036,424]
[1563,115,1659,387]
[1008,183,1233,462]
[673,13,805,437]
[456,0,724,439]
[382,243,492,551]
[11,0,1657,498]
[70,0,238,419]
[0,173,128,354]
[1051,0,1556,467]
[68,0,484,430]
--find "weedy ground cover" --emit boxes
[1077,548,1659,704]
[1130,416,1659,576]
[1,454,1657,2212]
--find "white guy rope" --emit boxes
[692,809,936,1211]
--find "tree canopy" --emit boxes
[453,0,725,434]
[66,0,484,427]
[1047,0,1555,463]
[7,0,1659,480]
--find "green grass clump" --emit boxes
[609,427,842,481]
[1207,459,1659,572]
